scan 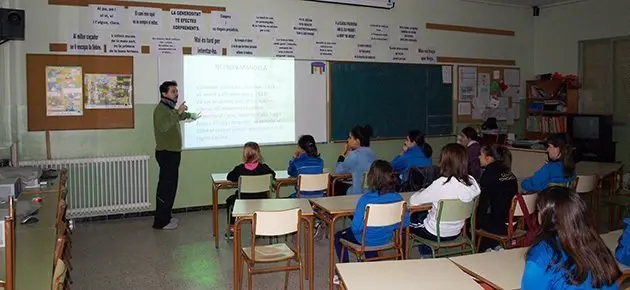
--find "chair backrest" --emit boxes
[514,193,538,217]
[575,175,599,194]
[52,259,66,290]
[253,208,301,236]
[437,198,477,222]
[365,201,406,227]
[238,174,272,195]
[297,173,330,192]
[362,171,368,190]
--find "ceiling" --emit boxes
[461,0,592,8]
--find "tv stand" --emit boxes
[573,139,616,163]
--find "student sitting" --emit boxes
[225,142,275,239]
[458,127,482,181]
[522,186,621,289]
[287,135,325,198]
[334,160,410,264]
[521,134,575,192]
[409,143,481,247]
[392,130,433,181]
[334,125,377,195]
[476,144,518,252]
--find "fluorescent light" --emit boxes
[306,0,395,9]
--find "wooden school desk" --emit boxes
[232,198,315,290]
[310,192,430,290]
[210,170,295,249]
[336,258,482,290]
[0,177,62,289]
[449,247,528,290]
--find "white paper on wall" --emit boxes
[458,102,472,115]
[417,46,436,64]
[229,36,260,56]
[334,20,358,40]
[442,66,452,84]
[151,36,182,55]
[90,5,124,30]
[252,14,279,34]
[107,32,141,55]
[273,38,298,58]
[315,40,337,59]
[128,7,163,31]
[369,24,389,42]
[398,25,419,42]
[68,31,106,54]
[169,9,204,33]
[192,36,223,55]
[459,67,477,101]
[389,44,410,63]
[211,12,239,34]
[293,16,318,37]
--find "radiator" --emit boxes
[20,155,151,219]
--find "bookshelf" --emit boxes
[525,79,579,140]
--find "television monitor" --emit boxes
[572,116,599,139]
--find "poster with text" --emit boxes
[85,74,133,109]
[46,66,84,116]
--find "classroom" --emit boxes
[0,0,629,289]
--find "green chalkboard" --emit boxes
[330,62,453,141]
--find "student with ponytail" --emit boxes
[335,125,377,195]
[287,135,325,198]
[521,134,576,192]
[391,130,433,180]
[476,144,518,251]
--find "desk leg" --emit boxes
[305,216,314,290]
[233,218,244,290]
[212,185,220,249]
[327,215,342,290]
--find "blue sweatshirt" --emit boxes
[335,147,377,195]
[350,191,410,247]
[521,160,575,192]
[522,241,618,290]
[391,145,432,180]
[287,154,325,197]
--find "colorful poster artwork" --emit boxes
[46,66,84,116]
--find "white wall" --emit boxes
[534,0,630,74]
[9,0,534,158]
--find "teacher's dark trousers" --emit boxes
[153,150,181,229]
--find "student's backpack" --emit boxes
[615,217,630,266]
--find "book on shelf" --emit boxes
[526,116,567,133]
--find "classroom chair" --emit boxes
[475,193,538,251]
[296,173,330,198]
[0,198,15,290]
[239,208,304,290]
[339,201,407,262]
[361,172,368,191]
[227,174,274,228]
[407,197,478,259]
[52,259,67,290]
[574,175,600,222]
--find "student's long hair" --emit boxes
[408,130,433,158]
[547,134,575,178]
[243,142,262,164]
[366,160,399,194]
[439,143,473,186]
[527,186,621,287]
[460,127,479,142]
[351,125,374,147]
[481,144,512,171]
[298,135,319,158]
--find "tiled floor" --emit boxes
[72,209,349,290]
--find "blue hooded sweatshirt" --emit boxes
[350,191,411,247]
[522,240,618,290]
[287,153,325,197]
[335,146,377,195]
[391,145,432,180]
[521,160,575,192]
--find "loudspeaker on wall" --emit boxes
[0,8,25,41]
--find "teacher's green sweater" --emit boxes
[153,102,190,152]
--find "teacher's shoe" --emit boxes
[171,217,179,224]
[162,221,178,230]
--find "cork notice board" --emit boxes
[456,66,520,122]
[26,54,135,131]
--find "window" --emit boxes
[580,37,630,122]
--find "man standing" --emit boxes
[153,80,192,230]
